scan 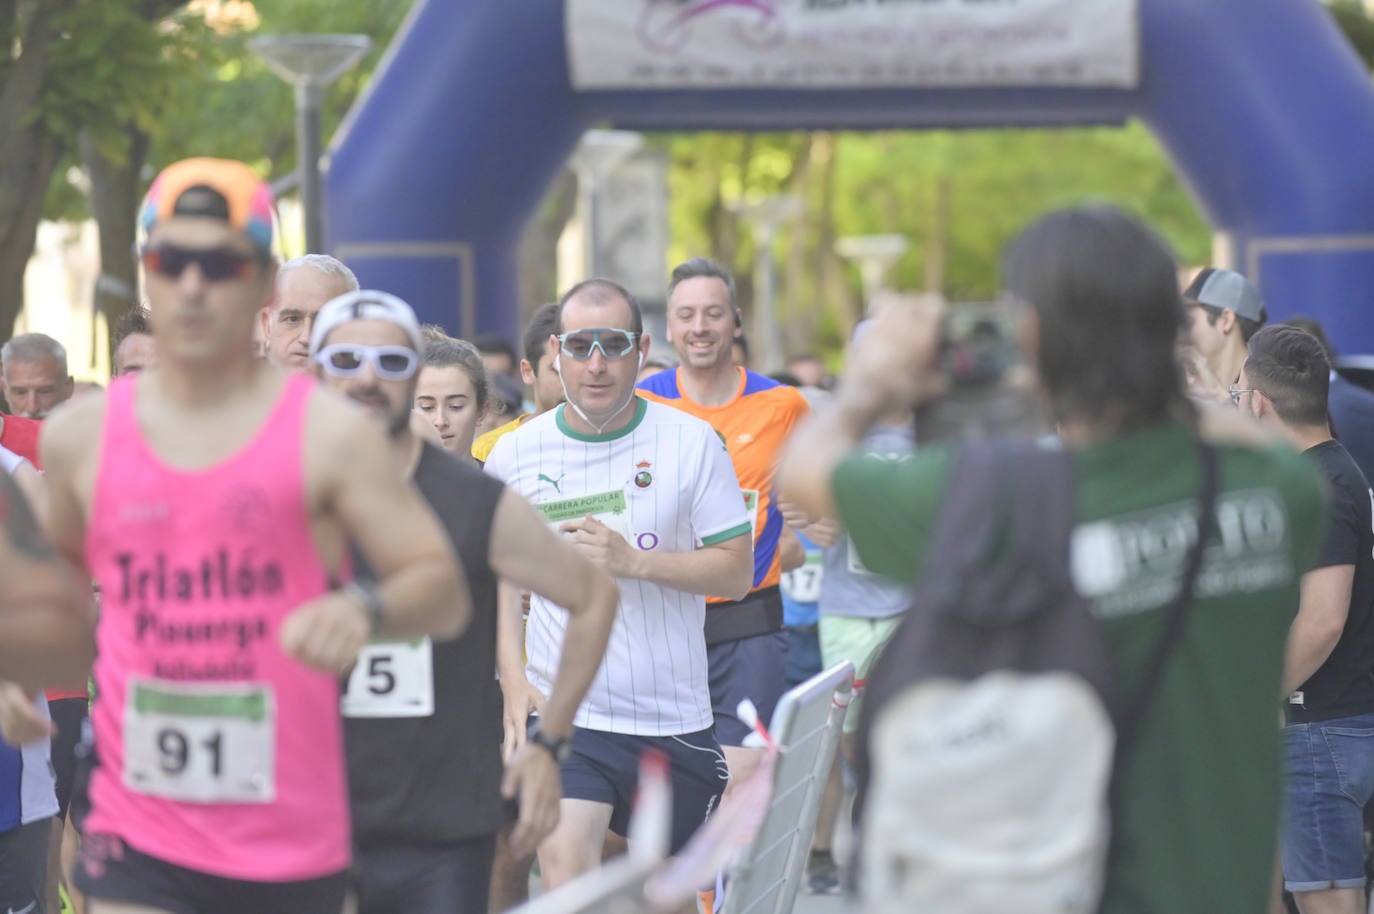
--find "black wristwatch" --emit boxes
[528,726,572,764]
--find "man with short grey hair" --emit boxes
[261,254,360,370]
[1,333,73,419]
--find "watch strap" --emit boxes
[529,726,571,762]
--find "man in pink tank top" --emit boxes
[39,157,469,914]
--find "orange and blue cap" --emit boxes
[139,158,276,257]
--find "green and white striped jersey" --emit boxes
[485,398,752,736]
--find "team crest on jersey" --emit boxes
[634,460,653,489]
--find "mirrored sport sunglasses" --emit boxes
[557,328,639,361]
[315,344,419,380]
[140,243,262,282]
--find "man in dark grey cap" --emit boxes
[1183,267,1267,394]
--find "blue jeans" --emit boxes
[1282,710,1374,892]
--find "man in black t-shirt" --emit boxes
[1240,325,1374,914]
[309,291,619,914]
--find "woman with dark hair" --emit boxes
[415,332,490,462]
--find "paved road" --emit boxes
[792,889,848,914]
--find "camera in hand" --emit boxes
[915,299,1047,443]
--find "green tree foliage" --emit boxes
[657,123,1212,363]
[151,0,410,178]
[1328,0,1374,68]
[25,0,409,356]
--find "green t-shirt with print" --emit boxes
[833,421,1327,914]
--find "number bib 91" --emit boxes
[123,678,275,804]
[342,639,435,719]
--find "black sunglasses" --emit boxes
[141,243,260,282]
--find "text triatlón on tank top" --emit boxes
[116,550,284,679]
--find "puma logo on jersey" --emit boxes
[538,473,566,495]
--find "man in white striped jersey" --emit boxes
[485,279,754,889]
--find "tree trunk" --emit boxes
[716,135,752,312]
[810,132,851,338]
[781,133,817,359]
[0,0,78,345]
[81,125,150,362]
[923,173,952,294]
[517,168,577,321]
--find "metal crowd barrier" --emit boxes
[506,661,856,914]
[724,661,857,914]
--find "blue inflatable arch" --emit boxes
[327,0,1374,352]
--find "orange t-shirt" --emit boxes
[637,367,808,602]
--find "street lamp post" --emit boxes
[733,195,803,374]
[835,234,909,310]
[250,34,372,254]
[568,130,644,278]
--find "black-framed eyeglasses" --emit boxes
[315,344,419,380]
[557,328,639,361]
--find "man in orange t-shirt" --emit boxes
[638,258,811,789]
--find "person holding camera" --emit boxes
[779,205,1328,914]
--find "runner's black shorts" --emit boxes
[354,834,496,914]
[554,724,729,854]
[0,817,53,914]
[74,834,348,914]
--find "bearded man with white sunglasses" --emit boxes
[310,291,619,914]
[484,278,754,890]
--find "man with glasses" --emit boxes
[1183,267,1267,393]
[485,278,753,888]
[262,254,359,370]
[40,157,467,914]
[638,258,812,798]
[309,290,618,914]
[1239,325,1374,914]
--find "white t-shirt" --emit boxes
[485,398,752,736]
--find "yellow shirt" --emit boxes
[471,414,530,462]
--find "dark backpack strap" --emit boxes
[1110,441,1220,794]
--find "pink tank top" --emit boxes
[84,373,350,881]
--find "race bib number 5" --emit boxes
[342,639,435,719]
[123,678,275,804]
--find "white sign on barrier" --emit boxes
[566,0,1139,91]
